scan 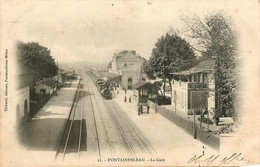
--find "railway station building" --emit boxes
[109,51,145,89]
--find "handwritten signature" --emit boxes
[188,153,253,166]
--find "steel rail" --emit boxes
[104,101,136,157]
[62,81,81,159]
[87,72,136,156]
[85,76,102,159]
[77,83,84,157]
[88,74,123,156]
[88,77,115,153]
[108,102,154,155]
[55,80,81,160]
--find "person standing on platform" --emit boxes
[138,106,142,116]
[147,105,150,114]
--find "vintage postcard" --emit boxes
[0,0,259,166]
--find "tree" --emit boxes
[107,61,112,69]
[17,41,58,81]
[144,33,196,96]
[182,12,239,118]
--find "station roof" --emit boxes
[171,59,214,76]
[133,81,147,89]
[38,78,58,87]
[171,69,211,75]
[113,52,143,62]
[133,81,160,90]
[102,71,120,78]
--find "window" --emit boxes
[193,74,198,82]
[189,75,192,82]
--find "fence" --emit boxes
[147,100,220,150]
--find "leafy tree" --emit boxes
[182,12,238,118]
[17,41,58,81]
[143,59,156,80]
[144,33,196,96]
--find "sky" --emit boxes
[1,0,258,63]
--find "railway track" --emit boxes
[87,75,131,157]
[106,101,157,156]
[56,73,156,161]
[55,79,86,160]
[104,100,156,157]
[84,77,102,158]
[87,72,156,157]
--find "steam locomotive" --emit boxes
[96,78,112,99]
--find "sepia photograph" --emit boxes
[0,0,259,166]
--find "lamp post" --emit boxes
[193,109,197,139]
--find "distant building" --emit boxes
[35,78,59,107]
[109,51,144,89]
[171,59,215,116]
[57,69,68,86]
[35,78,58,96]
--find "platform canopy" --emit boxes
[38,78,58,87]
[102,71,120,78]
[101,71,121,83]
[133,81,159,91]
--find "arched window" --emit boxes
[128,78,133,89]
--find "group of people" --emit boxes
[138,105,150,116]
[123,88,151,116]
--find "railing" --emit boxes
[188,83,207,89]
[172,80,188,88]
[173,81,207,90]
[139,96,148,103]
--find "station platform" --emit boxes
[111,89,218,157]
[18,80,79,154]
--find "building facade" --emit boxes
[109,51,144,89]
[171,60,215,116]
[16,62,35,125]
